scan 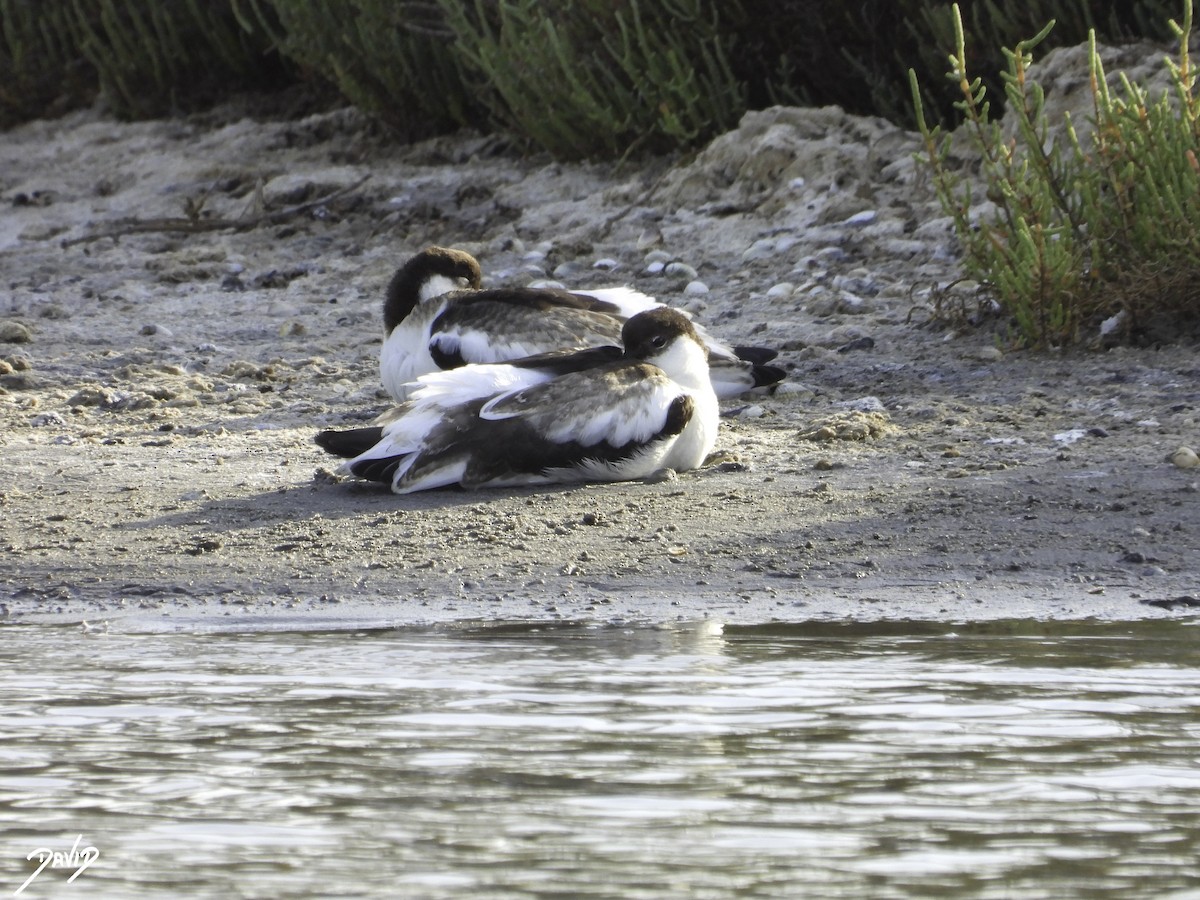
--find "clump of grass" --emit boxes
[68,0,283,119]
[241,0,475,139]
[443,0,746,160]
[911,1,1200,347]
[0,0,94,126]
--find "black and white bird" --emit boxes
[379,246,784,401]
[317,307,719,494]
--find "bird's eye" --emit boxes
[651,335,667,348]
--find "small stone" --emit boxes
[836,336,875,354]
[742,238,776,261]
[842,209,877,226]
[664,261,698,280]
[593,258,620,270]
[637,227,664,249]
[974,346,1003,362]
[834,396,885,413]
[1168,446,1199,468]
[815,245,849,263]
[1054,429,1088,445]
[643,261,666,275]
[0,321,32,344]
[684,280,709,296]
[644,249,672,264]
[766,282,795,300]
[770,381,806,396]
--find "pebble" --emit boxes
[684,280,709,296]
[832,272,882,296]
[815,246,849,263]
[836,291,869,314]
[766,282,795,300]
[835,396,885,413]
[1169,446,1199,468]
[836,336,875,354]
[973,346,1003,362]
[637,227,663,249]
[552,261,583,279]
[140,323,174,337]
[774,382,813,399]
[1053,429,1088,444]
[593,258,620,270]
[643,261,666,275]
[742,238,776,262]
[664,261,698,280]
[527,279,566,290]
[644,249,672,264]
[842,209,878,226]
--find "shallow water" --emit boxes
[2,619,1200,899]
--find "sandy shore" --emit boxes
[1,101,1197,631]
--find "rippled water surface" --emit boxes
[3,619,1200,899]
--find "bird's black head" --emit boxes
[621,308,703,361]
[383,246,483,332]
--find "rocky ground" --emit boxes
[1,84,1197,632]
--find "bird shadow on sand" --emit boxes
[118,464,708,536]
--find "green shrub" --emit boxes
[241,0,476,139]
[442,0,745,159]
[0,0,94,127]
[734,0,1181,128]
[911,1,1200,346]
[68,0,285,119]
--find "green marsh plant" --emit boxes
[912,1,1200,346]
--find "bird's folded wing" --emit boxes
[479,364,687,449]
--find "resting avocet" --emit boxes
[379,246,783,401]
[317,308,719,493]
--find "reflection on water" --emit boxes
[2,619,1200,899]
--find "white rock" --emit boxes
[1053,428,1088,444]
[637,227,663,249]
[766,282,795,300]
[742,238,776,262]
[842,209,878,226]
[644,249,672,264]
[643,261,666,275]
[664,261,698,280]
[1169,446,1199,468]
[593,258,620,270]
[528,279,566,290]
[775,382,813,398]
[684,280,709,296]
